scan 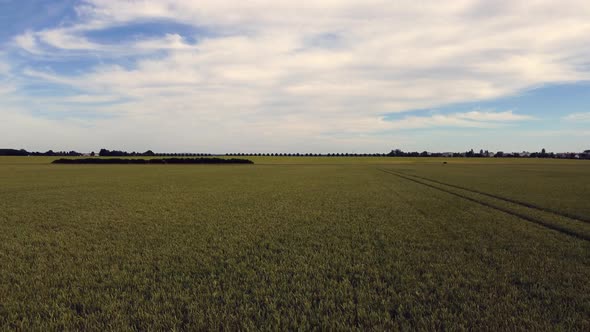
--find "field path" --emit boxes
[378,168,590,242]
[391,169,590,223]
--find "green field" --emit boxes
[1,157,589,330]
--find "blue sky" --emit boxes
[1,0,589,153]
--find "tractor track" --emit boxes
[392,170,590,224]
[377,168,590,242]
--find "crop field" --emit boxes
[0,157,589,330]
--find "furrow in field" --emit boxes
[377,168,590,242]
[392,170,590,224]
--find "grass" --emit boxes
[0,157,589,330]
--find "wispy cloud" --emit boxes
[386,110,531,129]
[37,28,102,51]
[0,60,9,75]
[2,0,590,151]
[563,112,590,122]
[456,111,533,122]
[13,31,40,54]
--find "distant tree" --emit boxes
[0,149,29,156]
[388,149,405,157]
[539,148,548,158]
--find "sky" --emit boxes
[1,0,589,153]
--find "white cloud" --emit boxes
[0,59,15,96]
[386,111,530,129]
[0,61,9,75]
[563,112,590,122]
[13,31,40,54]
[4,0,590,151]
[0,83,16,96]
[37,28,102,51]
[60,94,124,104]
[0,107,94,150]
[456,111,533,121]
[519,129,590,138]
[133,34,195,51]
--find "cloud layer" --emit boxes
[3,0,590,152]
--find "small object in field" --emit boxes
[443,161,448,164]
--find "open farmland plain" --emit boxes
[0,157,589,330]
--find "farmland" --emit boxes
[0,157,589,330]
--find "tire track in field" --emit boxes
[391,170,590,224]
[377,168,590,242]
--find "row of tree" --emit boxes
[0,149,82,156]
[0,148,213,157]
[3,148,589,159]
[227,148,590,159]
[388,148,590,159]
[98,149,212,157]
[226,153,388,157]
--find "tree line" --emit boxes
[0,149,212,157]
[226,152,388,157]
[2,148,589,159]
[386,148,590,159]
[0,149,82,156]
[98,149,213,157]
[227,148,590,159]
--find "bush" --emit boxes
[52,158,254,164]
